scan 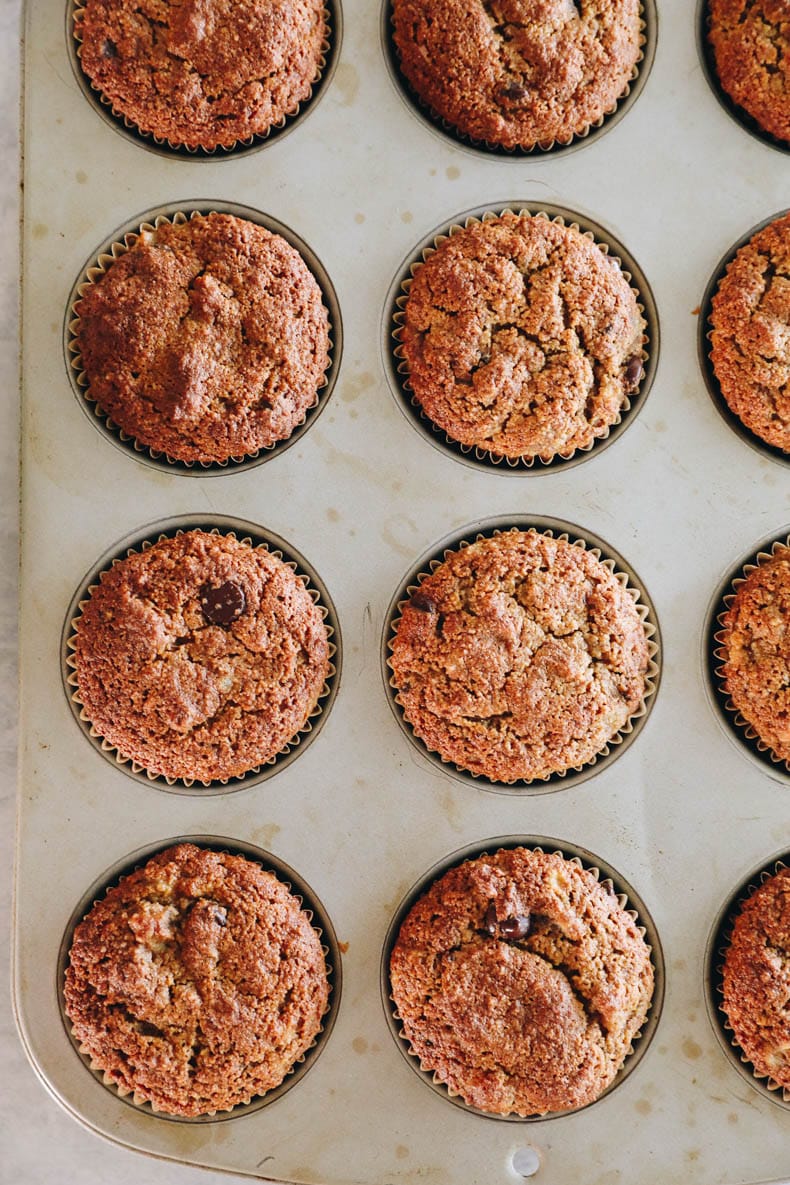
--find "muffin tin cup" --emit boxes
[696,0,790,156]
[62,514,341,794]
[702,528,790,785]
[382,516,661,795]
[65,202,343,475]
[697,208,790,467]
[58,835,342,1122]
[68,0,342,159]
[381,0,656,160]
[380,834,664,1121]
[704,849,790,1108]
[382,203,658,474]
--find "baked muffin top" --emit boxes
[399,212,645,462]
[75,212,331,465]
[721,865,790,1090]
[719,546,790,764]
[709,211,790,453]
[64,843,330,1115]
[390,846,654,1115]
[72,529,331,783]
[707,0,790,144]
[391,0,642,150]
[389,530,650,782]
[75,0,328,149]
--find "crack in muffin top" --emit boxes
[64,844,330,1115]
[389,529,650,782]
[76,0,328,149]
[707,0,790,145]
[391,0,642,149]
[72,529,330,783]
[75,213,331,465]
[399,213,645,462]
[709,211,790,453]
[389,846,654,1115]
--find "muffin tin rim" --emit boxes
[57,833,343,1123]
[63,199,344,476]
[379,832,665,1123]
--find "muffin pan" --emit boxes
[15,1,790,1183]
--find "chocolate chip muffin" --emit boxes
[389,529,651,782]
[399,213,645,463]
[391,0,643,150]
[71,529,331,783]
[389,846,654,1115]
[718,545,790,764]
[707,0,790,145]
[74,212,331,465]
[75,0,328,149]
[721,865,790,1090]
[64,844,330,1115]
[708,212,790,453]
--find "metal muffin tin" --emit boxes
[15,0,790,1183]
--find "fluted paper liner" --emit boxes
[381,835,663,1121]
[66,205,341,474]
[69,1,339,158]
[383,518,661,793]
[707,533,790,782]
[706,853,790,1108]
[63,517,341,793]
[385,205,657,472]
[59,836,341,1121]
[382,0,655,159]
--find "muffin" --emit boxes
[399,213,645,463]
[721,865,790,1091]
[73,212,331,466]
[70,529,331,783]
[390,0,643,150]
[388,529,651,782]
[389,846,654,1115]
[707,1,790,145]
[74,0,328,150]
[64,843,330,1115]
[717,544,790,764]
[708,211,790,453]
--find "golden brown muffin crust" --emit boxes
[76,0,328,149]
[73,529,330,782]
[400,213,645,461]
[76,213,331,464]
[64,844,330,1116]
[707,0,790,144]
[720,547,790,763]
[709,212,790,453]
[391,0,642,150]
[721,866,790,1089]
[390,847,654,1115]
[389,530,650,782]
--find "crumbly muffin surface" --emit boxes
[391,0,642,149]
[400,213,645,461]
[720,547,790,763]
[709,212,790,452]
[389,530,650,781]
[390,847,654,1115]
[76,0,327,149]
[707,0,790,144]
[76,213,330,464]
[64,844,330,1116]
[73,529,330,782]
[721,866,790,1089]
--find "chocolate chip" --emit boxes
[213,908,227,927]
[409,591,437,614]
[498,81,528,102]
[499,914,531,939]
[483,903,498,936]
[200,580,245,626]
[624,355,644,390]
[101,38,117,57]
